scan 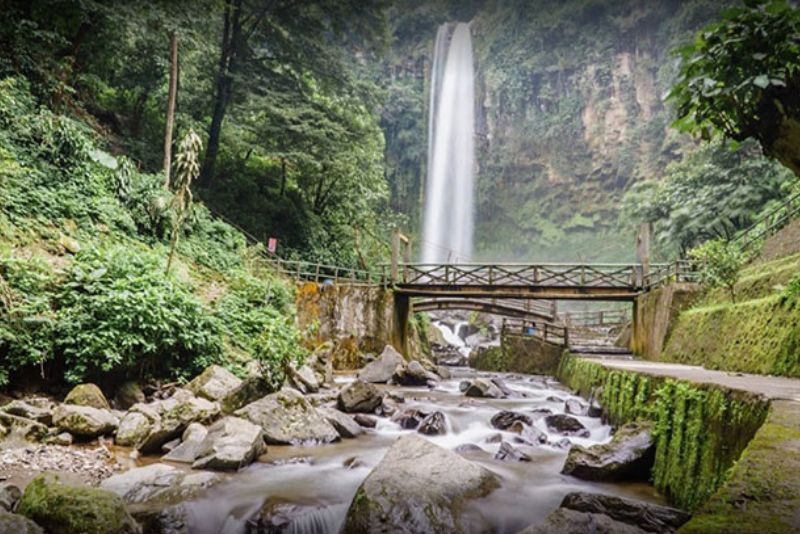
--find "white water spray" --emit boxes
[422,23,475,264]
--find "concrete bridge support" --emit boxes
[630,282,700,359]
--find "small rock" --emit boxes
[588,400,603,418]
[387,392,405,404]
[337,380,382,414]
[484,433,503,444]
[393,361,437,386]
[391,408,428,430]
[552,438,572,449]
[509,421,548,445]
[494,441,531,462]
[162,423,209,464]
[490,377,514,397]
[418,411,447,435]
[353,414,377,428]
[490,410,533,430]
[161,438,181,452]
[64,383,110,410]
[458,381,470,392]
[545,414,590,438]
[343,456,365,469]
[287,363,320,394]
[0,413,48,442]
[0,483,21,512]
[44,432,73,446]
[435,366,452,379]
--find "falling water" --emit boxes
[422,22,475,264]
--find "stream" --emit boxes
[178,346,663,533]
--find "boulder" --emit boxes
[490,377,514,397]
[464,378,503,399]
[220,374,271,414]
[337,380,382,414]
[545,414,590,438]
[185,365,243,403]
[418,411,447,435]
[0,400,53,425]
[17,472,140,534]
[235,388,338,445]
[132,390,219,453]
[565,399,587,416]
[52,405,118,439]
[391,408,428,430]
[519,507,646,534]
[490,410,533,430]
[0,412,48,442]
[343,435,500,533]
[0,482,21,512]
[162,423,208,463]
[392,361,437,386]
[114,382,145,410]
[509,422,548,446]
[306,342,335,386]
[101,463,220,505]
[115,410,155,448]
[64,384,109,410]
[0,510,43,534]
[287,363,320,394]
[353,414,377,428]
[317,407,363,439]
[494,441,531,462]
[559,491,690,533]
[562,422,655,481]
[358,345,405,383]
[192,416,266,470]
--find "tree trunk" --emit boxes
[279,157,287,197]
[163,32,179,188]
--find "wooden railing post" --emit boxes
[391,229,400,282]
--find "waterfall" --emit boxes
[422,22,475,264]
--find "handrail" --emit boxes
[733,190,800,252]
[558,308,631,327]
[501,318,569,347]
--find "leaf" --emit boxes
[753,74,770,88]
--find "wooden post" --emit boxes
[163,32,178,188]
[391,229,400,282]
[636,222,651,287]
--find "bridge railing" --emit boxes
[254,257,387,286]
[558,308,631,327]
[501,318,569,347]
[644,259,701,290]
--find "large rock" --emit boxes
[114,382,145,410]
[562,422,655,481]
[115,410,154,448]
[0,510,43,533]
[490,410,533,430]
[101,464,220,505]
[337,380,382,413]
[17,472,140,534]
[545,414,590,438]
[63,384,109,410]
[358,345,405,383]
[192,416,266,470]
[464,378,504,399]
[0,399,53,425]
[343,435,500,533]
[317,407,364,439]
[236,388,338,445]
[306,342,334,386]
[162,423,208,463]
[519,491,690,533]
[52,404,118,439]
[287,363,320,394]
[185,365,243,403]
[0,412,48,442]
[220,374,272,414]
[393,361,437,386]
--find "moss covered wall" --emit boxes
[631,283,700,359]
[471,333,563,375]
[558,355,769,511]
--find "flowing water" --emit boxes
[422,22,476,264]
[181,366,663,533]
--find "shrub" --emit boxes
[689,239,744,302]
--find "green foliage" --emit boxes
[689,239,744,301]
[669,0,800,173]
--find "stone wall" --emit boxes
[631,282,700,360]
[471,333,564,375]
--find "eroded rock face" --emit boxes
[185,365,242,404]
[236,388,338,445]
[358,345,406,384]
[64,383,110,410]
[343,435,500,533]
[337,380,382,414]
[52,404,118,439]
[192,416,266,470]
[562,422,655,481]
[17,472,141,534]
[545,414,590,438]
[317,407,363,439]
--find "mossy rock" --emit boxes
[16,473,141,534]
[64,384,110,410]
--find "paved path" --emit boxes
[581,356,800,402]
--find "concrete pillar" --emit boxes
[392,293,411,357]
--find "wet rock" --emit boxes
[0,400,53,425]
[250,501,345,534]
[0,412,48,442]
[529,408,553,420]
[162,423,208,463]
[64,383,110,410]
[485,433,503,444]
[387,392,405,404]
[494,441,531,462]
[0,510,43,533]
[337,380,382,414]
[236,388,338,445]
[418,411,447,435]
[562,422,655,481]
[490,377,514,397]
[343,435,500,533]
[161,438,180,452]
[391,408,428,429]
[546,395,564,403]
[588,400,603,418]
[552,438,572,450]
[509,421,548,446]
[560,492,690,533]
[464,378,503,399]
[490,410,533,430]
[565,399,587,416]
[317,407,363,439]
[52,404,118,439]
[377,399,398,417]
[114,382,145,411]
[353,414,377,428]
[344,456,366,469]
[459,380,470,392]
[0,482,21,511]
[102,463,220,505]
[185,365,243,404]
[192,416,266,470]
[545,414,590,438]
[519,507,646,534]
[435,366,452,379]
[17,472,140,534]
[393,360,438,386]
[287,363,320,394]
[358,345,405,383]
[454,443,485,454]
[115,410,154,448]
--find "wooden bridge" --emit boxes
[413,297,557,321]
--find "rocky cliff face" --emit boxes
[382,0,733,261]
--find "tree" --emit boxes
[163,32,179,188]
[669,0,800,176]
[167,129,202,273]
[689,239,744,302]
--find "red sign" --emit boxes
[267,237,278,253]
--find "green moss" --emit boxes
[471,333,562,375]
[16,473,139,534]
[557,355,769,511]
